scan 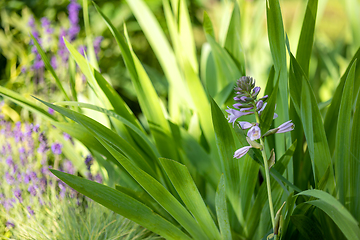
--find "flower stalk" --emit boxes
[226,76,294,239]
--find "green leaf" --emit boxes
[298,189,360,240]
[350,82,360,222]
[324,47,360,155]
[266,0,289,157]
[64,38,141,131]
[260,72,279,134]
[0,86,55,122]
[289,53,334,188]
[55,101,160,161]
[290,215,324,240]
[210,97,244,227]
[30,35,70,101]
[220,1,245,75]
[35,99,158,179]
[95,4,178,160]
[215,175,232,240]
[334,60,356,205]
[160,158,221,239]
[205,33,242,93]
[296,0,318,77]
[90,136,209,240]
[124,0,193,110]
[203,11,215,38]
[50,170,192,240]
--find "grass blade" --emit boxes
[216,175,232,240]
[334,60,356,205]
[50,170,192,240]
[160,158,221,239]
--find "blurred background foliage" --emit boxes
[0,0,357,120]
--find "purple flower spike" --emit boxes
[247,126,261,141]
[276,120,295,133]
[226,107,252,126]
[14,189,23,203]
[239,121,252,130]
[27,206,35,216]
[234,146,252,159]
[28,185,37,196]
[51,142,62,155]
[6,221,15,228]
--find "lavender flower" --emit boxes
[27,206,35,216]
[6,221,15,228]
[68,0,81,41]
[13,189,23,203]
[51,142,62,155]
[85,155,93,170]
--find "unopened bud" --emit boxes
[274,201,286,236]
[262,128,278,138]
[246,137,263,150]
[268,149,275,169]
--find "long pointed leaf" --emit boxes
[50,170,191,240]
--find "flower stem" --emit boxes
[254,111,276,238]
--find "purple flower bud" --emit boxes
[51,56,57,69]
[33,124,40,133]
[23,174,31,184]
[256,100,264,110]
[13,189,23,203]
[27,206,35,216]
[30,171,38,181]
[234,146,252,159]
[6,221,15,228]
[258,102,267,114]
[239,121,253,130]
[5,172,15,184]
[48,108,54,115]
[240,107,254,112]
[28,185,37,196]
[95,173,103,184]
[276,120,295,133]
[5,156,13,166]
[63,160,75,174]
[51,142,62,155]
[247,126,261,141]
[84,155,93,168]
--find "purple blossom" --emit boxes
[51,142,62,155]
[48,108,55,115]
[5,172,15,185]
[63,160,75,174]
[14,189,23,203]
[239,121,252,130]
[51,56,57,69]
[276,120,295,133]
[85,155,93,170]
[226,107,252,126]
[95,173,102,184]
[6,221,15,228]
[247,126,261,141]
[68,0,81,41]
[27,206,35,216]
[23,173,31,184]
[94,36,103,57]
[28,185,37,196]
[234,146,252,159]
[5,156,13,166]
[41,17,53,34]
[33,124,40,133]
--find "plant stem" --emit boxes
[254,112,276,239]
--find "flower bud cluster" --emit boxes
[226,76,294,159]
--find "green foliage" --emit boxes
[1,0,360,239]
